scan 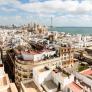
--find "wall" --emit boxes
[33,67,52,85]
[63,74,74,87]
[0,66,5,78]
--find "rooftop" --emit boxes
[0,74,18,92]
[83,54,92,59]
[42,80,57,91]
[22,80,41,92]
[39,66,49,72]
[0,83,18,92]
[16,49,58,63]
[0,74,9,86]
[73,71,92,87]
[9,83,18,92]
[53,67,70,77]
[67,82,83,92]
[86,47,92,50]
[16,49,53,55]
[81,68,92,76]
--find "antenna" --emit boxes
[51,17,53,28]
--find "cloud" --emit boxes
[0,15,23,25]
[15,15,22,20]
[53,14,92,27]
[0,0,20,5]
[1,0,92,15]
[0,0,21,13]
[17,0,92,15]
[0,0,92,26]
[0,7,17,12]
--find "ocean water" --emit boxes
[48,27,92,35]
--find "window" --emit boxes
[67,88,70,92]
[64,53,66,56]
[64,57,66,60]
[23,74,27,78]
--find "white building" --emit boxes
[21,50,56,61]
[33,66,74,92]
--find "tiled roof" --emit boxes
[67,82,82,92]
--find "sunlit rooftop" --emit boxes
[42,80,57,92]
[22,80,41,92]
[0,74,9,86]
[67,82,83,92]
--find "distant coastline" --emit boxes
[48,26,92,28]
[48,27,92,35]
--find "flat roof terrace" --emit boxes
[42,80,57,92]
[39,67,49,72]
[3,84,18,92]
[83,54,92,59]
[22,80,41,92]
[81,68,92,76]
[86,47,92,50]
[80,68,92,80]
[67,82,83,92]
[53,67,70,77]
[15,49,52,55]
[0,74,9,86]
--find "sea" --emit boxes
[48,27,92,35]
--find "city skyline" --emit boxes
[1,0,92,27]
[1,1,92,91]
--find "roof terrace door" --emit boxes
[57,82,61,91]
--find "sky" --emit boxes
[1,0,92,27]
